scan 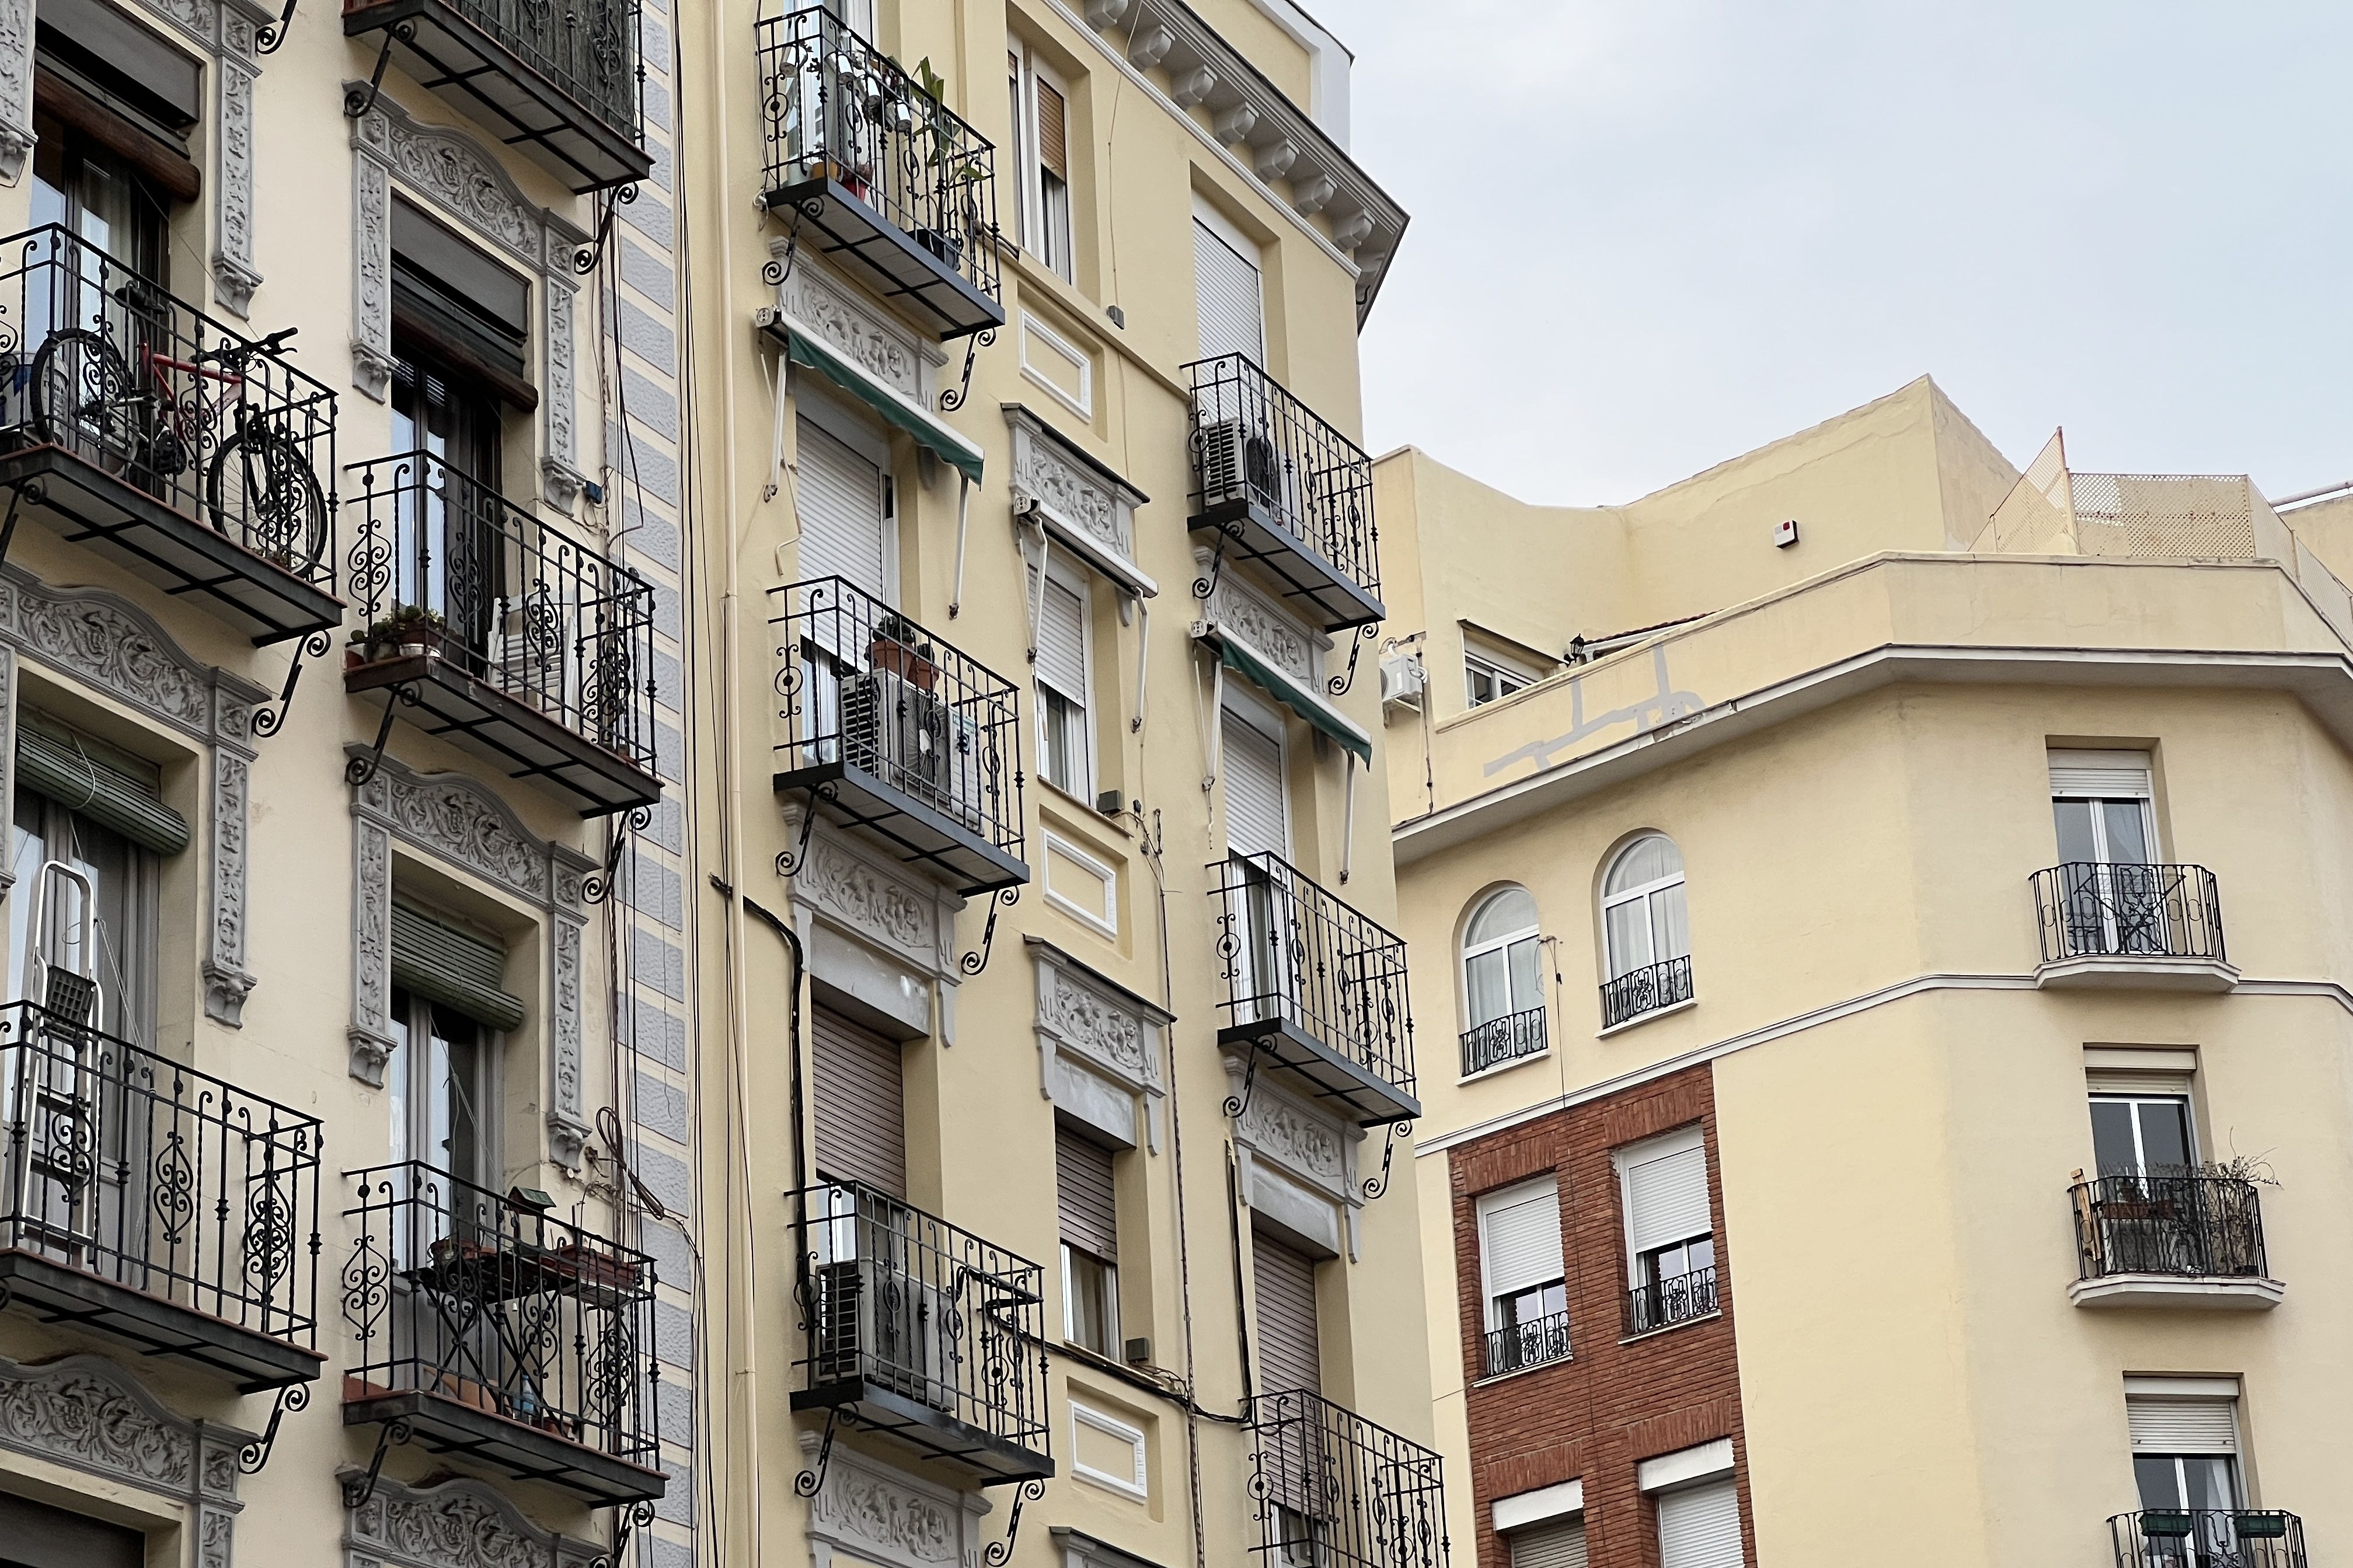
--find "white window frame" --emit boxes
[1600,834,1687,981]
[1008,36,1073,282]
[2088,1091,2199,1175]
[1060,1241,1121,1354]
[1613,1125,1710,1292]
[1466,651,1534,708]
[1034,557,1096,800]
[1475,1176,1565,1336]
[1069,1401,1149,1499]
[1462,886,1543,1031]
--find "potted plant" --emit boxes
[868,612,939,691]
[909,57,984,273]
[348,605,448,664]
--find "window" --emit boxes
[1463,886,1543,1043]
[2090,1089,2194,1178]
[1507,1517,1588,1568]
[1465,652,1532,708]
[1193,199,1264,365]
[1600,834,1691,1024]
[385,984,494,1186]
[1034,564,1093,797]
[1252,1229,1320,1396]
[1057,1125,1120,1356]
[2127,1381,2243,1553]
[1618,1127,1716,1333]
[1655,1478,1742,1568]
[2049,749,2157,868]
[812,1007,908,1199]
[1008,39,1073,281]
[1477,1178,1567,1374]
[1221,703,1288,861]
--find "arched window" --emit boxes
[1600,836,1692,1026]
[1460,887,1545,1073]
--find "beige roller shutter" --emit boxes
[1055,1125,1118,1262]
[1221,708,1287,861]
[1034,569,1088,701]
[1253,1231,1321,1397]
[1036,78,1068,181]
[795,418,887,599]
[1193,217,1263,365]
[2048,750,2153,798]
[1657,1478,1743,1568]
[1509,1519,1588,1568]
[813,1008,906,1199]
[2127,1396,2239,1452]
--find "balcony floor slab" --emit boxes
[792,1380,1053,1485]
[0,1248,324,1391]
[344,1381,667,1504]
[2069,1274,2284,1310]
[2034,956,2239,992]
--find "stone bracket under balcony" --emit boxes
[0,1248,326,1391]
[342,0,652,194]
[2068,1272,2284,1310]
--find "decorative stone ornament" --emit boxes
[1224,1053,1365,1260]
[800,1430,991,1568]
[1191,545,1327,688]
[341,1471,598,1568]
[783,805,967,1045]
[1005,408,1155,599]
[1029,938,1173,1151]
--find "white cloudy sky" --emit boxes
[1336,1,2353,506]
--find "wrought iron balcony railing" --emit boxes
[1213,851,1418,1125]
[1460,1006,1545,1077]
[1624,1265,1717,1337]
[2033,862,2225,965]
[756,6,1004,338]
[1245,1389,1449,1568]
[346,451,661,813]
[1599,954,1693,1029]
[342,1161,663,1502]
[2073,1172,2268,1282]
[1186,354,1382,632]
[769,576,1026,895]
[792,1180,1052,1482]
[2110,1510,2304,1568]
[0,998,323,1388]
[1483,1309,1570,1377]
[0,224,340,642]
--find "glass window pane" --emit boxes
[1465,949,1507,1026]
[2184,1457,2237,1510]
[2136,1098,2193,1171]
[1605,834,1681,894]
[2101,800,2152,865]
[2089,1099,2141,1175]
[1507,936,1543,1012]
[1604,898,1652,979]
[1466,887,1538,946]
[2053,798,2098,864]
[2134,1454,2183,1510]
[1651,882,1690,962]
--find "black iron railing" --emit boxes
[2073,1172,2268,1281]
[1186,354,1379,601]
[1245,1389,1449,1568]
[1483,1310,1570,1377]
[1599,954,1692,1029]
[2110,1510,2304,1568]
[347,452,658,770]
[769,576,1024,861]
[2033,862,2225,965]
[756,6,1002,305]
[794,1181,1050,1458]
[1624,1265,1716,1336]
[0,998,322,1345]
[1460,1007,1545,1077]
[0,224,337,584]
[1213,851,1415,1099]
[371,0,643,140]
[342,1162,658,1465]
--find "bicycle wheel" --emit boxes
[207,418,327,576]
[29,328,142,476]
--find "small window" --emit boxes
[2049,749,2157,868]
[1033,564,1093,798]
[2127,1384,2243,1522]
[385,984,496,1189]
[1009,39,1073,282]
[1655,1476,1742,1568]
[1463,886,1542,1029]
[1057,1125,1120,1356]
[1618,1128,1716,1334]
[1465,652,1532,708]
[1193,197,1264,365]
[1600,834,1692,1025]
[1507,1517,1588,1568]
[1477,1178,1567,1375]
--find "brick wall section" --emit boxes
[1450,1063,1758,1568]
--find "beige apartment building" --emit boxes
[0,0,1445,1566]
[1385,378,2353,1568]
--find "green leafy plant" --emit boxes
[911,57,986,185]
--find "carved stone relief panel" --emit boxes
[347,93,589,506]
[0,0,33,181]
[1193,546,1326,686]
[1030,940,1170,1152]
[0,567,266,1024]
[771,249,929,401]
[1224,1054,1364,1260]
[1005,407,1152,596]
[786,812,966,1044]
[802,1430,991,1568]
[343,1471,597,1568]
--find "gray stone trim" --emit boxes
[0,1352,252,1566]
[1191,543,1327,687]
[784,808,964,1044]
[1223,1053,1364,1261]
[341,1470,597,1568]
[761,244,944,400]
[1004,405,1154,599]
[119,0,272,316]
[0,0,31,181]
[348,752,597,1167]
[800,1430,990,1568]
[346,90,590,508]
[1028,937,1170,1152]
[0,566,266,1023]
[0,645,15,896]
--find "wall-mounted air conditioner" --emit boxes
[1197,417,1285,516]
[1379,651,1424,712]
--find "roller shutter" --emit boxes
[389,903,527,1032]
[2049,750,2153,798]
[1480,1179,1565,1302]
[1034,570,1089,701]
[1193,218,1264,365]
[13,715,187,856]
[1657,1478,1742,1568]
[1221,708,1287,861]
[2127,1396,2239,1452]
[813,1008,907,1198]
[796,418,888,600]
[1253,1231,1320,1397]
[1055,1125,1118,1262]
[1623,1134,1711,1256]
[1508,1519,1588,1568]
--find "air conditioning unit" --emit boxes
[808,1228,961,1415]
[494,630,566,716]
[1197,417,1285,516]
[1379,651,1424,712]
[843,669,951,802]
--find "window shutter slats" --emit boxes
[1481,1183,1564,1300]
[13,721,189,857]
[2127,1396,2238,1452]
[1036,78,1068,180]
[1657,1479,1743,1568]
[1221,710,1286,860]
[1253,1233,1320,1397]
[2085,1071,2193,1098]
[1034,570,1087,699]
[1625,1142,1710,1256]
[389,903,527,1032]
[1509,1520,1588,1568]
[1193,218,1264,365]
[1056,1126,1118,1262]
[813,1009,907,1199]
[2049,750,2153,798]
[796,418,887,599]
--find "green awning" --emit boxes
[391,902,528,1033]
[1207,629,1372,764]
[779,315,985,485]
[15,720,189,855]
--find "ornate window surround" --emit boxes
[785,805,967,1046]
[799,1428,991,1568]
[0,1352,252,1567]
[1027,937,1170,1153]
[1005,404,1155,600]
[347,750,598,1168]
[0,565,268,1025]
[347,89,591,509]
[343,1470,599,1568]
[0,0,271,316]
[1223,1052,1364,1262]
[1191,543,1329,694]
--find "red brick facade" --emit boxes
[1449,1063,1754,1568]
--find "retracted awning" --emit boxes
[772,312,984,484]
[1200,626,1372,764]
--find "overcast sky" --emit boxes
[1338,1,2353,507]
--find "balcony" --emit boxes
[2110,1510,2304,1568]
[0,998,324,1391]
[346,452,660,816]
[2069,1172,2281,1310]
[1185,355,1381,634]
[791,1181,1052,1484]
[756,6,1004,341]
[1244,1390,1448,1568]
[1599,955,1693,1031]
[341,1162,664,1504]
[1460,1006,1545,1077]
[342,0,649,193]
[2031,863,2236,991]
[0,226,341,645]
[1212,851,1418,1126]
[1623,1265,1717,1337]
[1482,1310,1570,1378]
[769,577,1026,896]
